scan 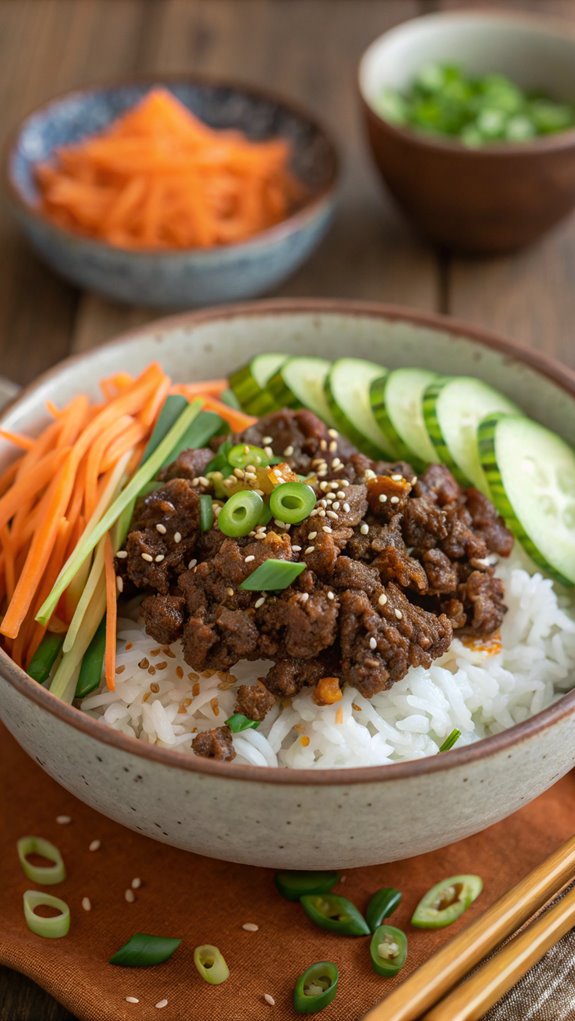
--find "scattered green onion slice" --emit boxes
[23,890,70,939]
[269,482,316,524]
[109,932,182,967]
[193,944,229,985]
[225,713,260,733]
[300,893,370,937]
[17,836,66,885]
[258,501,273,526]
[294,961,339,1014]
[227,443,271,470]
[218,490,264,537]
[439,729,461,752]
[275,871,340,902]
[411,874,483,929]
[239,558,306,591]
[370,924,408,977]
[75,617,106,698]
[366,887,402,932]
[27,633,64,684]
[199,494,214,532]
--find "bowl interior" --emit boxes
[9,78,336,213]
[359,11,575,112]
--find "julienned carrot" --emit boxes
[198,394,257,431]
[103,535,117,691]
[0,430,35,451]
[20,518,71,668]
[171,378,228,397]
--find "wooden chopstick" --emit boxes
[423,882,575,1020]
[362,833,575,1021]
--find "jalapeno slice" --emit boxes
[294,961,339,1014]
[366,887,402,932]
[411,874,483,929]
[370,925,408,977]
[300,893,370,937]
[228,443,272,470]
[193,944,229,984]
[275,870,340,902]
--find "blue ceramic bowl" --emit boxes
[5,77,338,307]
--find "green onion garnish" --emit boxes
[17,836,66,885]
[27,633,64,684]
[193,944,229,985]
[218,490,264,538]
[439,729,461,753]
[109,932,182,967]
[227,443,271,470]
[159,410,223,471]
[140,394,188,462]
[226,713,260,733]
[218,388,242,411]
[23,890,70,939]
[199,494,214,533]
[75,617,106,699]
[239,558,306,591]
[269,482,316,524]
[205,439,233,474]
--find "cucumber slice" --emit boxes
[423,376,520,492]
[325,359,393,457]
[267,356,335,425]
[370,368,438,469]
[229,353,287,415]
[479,414,575,586]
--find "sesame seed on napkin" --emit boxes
[1,723,574,1021]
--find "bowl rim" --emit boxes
[2,296,575,785]
[358,7,575,157]
[3,72,339,258]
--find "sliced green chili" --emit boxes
[228,443,271,470]
[75,617,106,698]
[193,944,229,985]
[269,482,316,524]
[275,871,340,902]
[411,874,483,929]
[23,890,70,939]
[109,932,182,967]
[366,887,402,932]
[218,490,264,537]
[240,558,306,591]
[27,633,64,684]
[17,836,66,885]
[199,494,214,532]
[370,925,408,977]
[439,729,461,752]
[225,713,260,733]
[300,893,370,937]
[294,961,339,1014]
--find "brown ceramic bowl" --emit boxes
[358,10,575,253]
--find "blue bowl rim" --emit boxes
[3,72,340,258]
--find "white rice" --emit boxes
[80,549,575,768]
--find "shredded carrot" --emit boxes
[35,88,304,250]
[171,378,228,397]
[103,535,117,691]
[198,394,257,431]
[0,430,35,451]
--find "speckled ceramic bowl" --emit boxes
[4,78,338,307]
[1,300,574,869]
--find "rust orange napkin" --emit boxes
[1,722,574,1021]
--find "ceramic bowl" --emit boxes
[4,77,338,307]
[1,299,575,869]
[358,10,575,253]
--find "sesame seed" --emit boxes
[304,546,315,555]
[154,554,165,563]
[89,840,101,852]
[320,439,328,451]
[328,440,338,453]
[262,436,273,445]
[343,502,351,512]
[274,519,291,529]
[292,545,302,552]
[116,576,124,593]
[125,889,136,903]
[308,531,317,539]
[341,479,350,487]
[188,558,197,569]
[318,509,326,517]
[126,997,140,1004]
[56,815,71,825]
[131,877,142,890]
[150,681,160,692]
[332,501,340,510]
[141,552,154,562]
[327,510,338,519]
[390,496,400,504]
[82,897,91,911]
[174,531,182,544]
[243,922,259,931]
[391,473,403,481]
[319,481,329,491]
[369,637,377,650]
[245,555,255,563]
[378,593,388,606]
[156,523,167,535]
[328,428,339,438]
[264,994,276,1006]
[327,591,335,601]
[378,494,388,504]
[116,549,128,559]
[395,608,403,620]
[411,475,418,484]
[264,446,273,457]
[283,445,294,457]
[226,587,234,597]
[233,467,245,478]
[322,526,332,533]
[300,592,310,603]
[255,596,266,608]
[198,477,209,487]
[360,523,369,535]
[155,1000,168,1010]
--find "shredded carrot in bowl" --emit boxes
[35,88,305,250]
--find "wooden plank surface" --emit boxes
[1,0,574,1018]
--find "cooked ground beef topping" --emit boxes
[124,408,514,760]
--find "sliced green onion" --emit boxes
[240,558,306,591]
[439,729,461,753]
[193,944,229,985]
[159,410,223,471]
[75,617,106,698]
[269,482,316,524]
[23,890,70,939]
[218,490,264,537]
[294,961,339,1014]
[228,443,271,470]
[218,388,242,411]
[199,494,214,532]
[258,501,273,526]
[17,836,66,885]
[141,394,188,462]
[109,932,182,967]
[225,713,259,733]
[27,634,64,684]
[205,439,233,474]
[36,400,203,625]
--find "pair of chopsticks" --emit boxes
[363,833,575,1021]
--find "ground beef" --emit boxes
[234,682,276,720]
[465,488,514,557]
[141,594,186,645]
[124,479,201,593]
[192,726,235,761]
[160,447,214,483]
[458,570,507,633]
[265,658,332,698]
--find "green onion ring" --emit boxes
[227,443,271,470]
[17,836,66,885]
[23,890,70,939]
[269,482,316,524]
[193,944,229,985]
[218,490,264,537]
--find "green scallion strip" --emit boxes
[193,944,229,985]
[17,836,66,885]
[159,410,223,470]
[439,729,461,752]
[75,617,106,699]
[205,439,232,474]
[109,932,182,967]
[239,559,306,591]
[23,890,70,939]
[199,494,214,532]
[27,634,64,684]
[141,395,188,462]
[36,400,202,626]
[226,713,260,733]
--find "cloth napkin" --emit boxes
[1,723,574,1021]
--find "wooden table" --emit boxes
[1,0,574,1017]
